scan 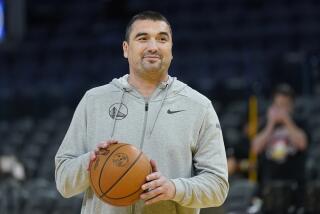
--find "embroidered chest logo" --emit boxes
[112,153,129,167]
[109,103,128,120]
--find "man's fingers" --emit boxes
[97,140,118,150]
[142,174,164,190]
[150,159,158,172]
[140,187,162,200]
[88,140,118,171]
[90,152,96,160]
[140,177,176,204]
[140,169,176,205]
[145,171,161,182]
[107,139,118,144]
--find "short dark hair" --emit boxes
[124,11,172,42]
[272,83,295,100]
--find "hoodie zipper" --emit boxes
[131,102,149,214]
[139,102,149,150]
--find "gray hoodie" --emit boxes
[55,75,229,214]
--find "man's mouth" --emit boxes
[143,55,161,59]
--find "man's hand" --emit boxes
[140,160,176,205]
[268,106,290,125]
[267,106,279,124]
[87,140,118,171]
[276,108,291,124]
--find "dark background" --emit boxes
[1,0,320,213]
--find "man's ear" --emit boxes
[123,41,128,58]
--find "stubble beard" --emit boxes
[141,59,164,74]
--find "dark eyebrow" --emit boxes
[134,32,170,39]
[134,32,148,39]
[159,32,170,37]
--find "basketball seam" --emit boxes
[89,143,128,195]
[102,163,152,200]
[98,144,129,193]
[103,186,142,200]
[99,151,143,199]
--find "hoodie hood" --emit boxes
[110,74,187,101]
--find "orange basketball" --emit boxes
[89,143,152,206]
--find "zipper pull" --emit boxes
[145,103,149,111]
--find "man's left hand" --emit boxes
[140,159,176,205]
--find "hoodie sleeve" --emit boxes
[55,93,91,198]
[171,102,229,208]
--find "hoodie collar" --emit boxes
[111,74,181,101]
[109,74,187,138]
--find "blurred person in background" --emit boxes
[252,84,308,212]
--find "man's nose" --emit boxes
[146,40,158,52]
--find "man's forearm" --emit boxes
[55,152,91,198]
[252,123,274,154]
[284,118,307,150]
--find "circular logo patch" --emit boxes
[109,103,128,120]
[112,153,129,167]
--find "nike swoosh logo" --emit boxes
[167,109,186,114]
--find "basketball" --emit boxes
[89,143,152,206]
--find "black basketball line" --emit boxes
[89,168,101,198]
[90,143,126,196]
[99,151,143,199]
[104,185,142,200]
[95,144,129,194]
[102,162,152,200]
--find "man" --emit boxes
[55,11,228,214]
[252,84,308,211]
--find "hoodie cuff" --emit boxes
[170,178,185,203]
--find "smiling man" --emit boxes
[122,14,173,97]
[55,11,229,214]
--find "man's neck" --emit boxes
[128,73,168,98]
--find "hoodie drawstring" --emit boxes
[110,77,175,139]
[149,78,174,136]
[110,88,129,139]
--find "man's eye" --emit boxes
[159,37,168,42]
[138,37,147,41]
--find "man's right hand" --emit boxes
[87,140,118,171]
[268,106,290,125]
[268,106,282,125]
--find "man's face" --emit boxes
[272,94,293,114]
[122,20,173,76]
